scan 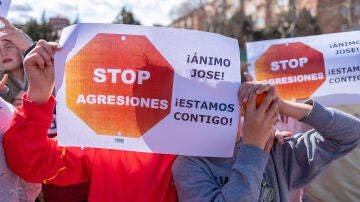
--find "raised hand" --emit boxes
[0,16,33,52]
[23,40,61,103]
[239,82,280,150]
[0,73,8,93]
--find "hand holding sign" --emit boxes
[23,40,62,103]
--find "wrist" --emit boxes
[27,89,52,103]
[13,29,33,52]
[279,99,289,115]
[242,139,266,150]
[24,41,37,57]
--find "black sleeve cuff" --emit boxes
[24,41,38,57]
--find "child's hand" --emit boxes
[274,130,292,145]
[0,74,8,93]
[241,83,280,150]
[264,129,292,153]
[24,40,61,103]
[0,16,33,52]
[238,82,280,106]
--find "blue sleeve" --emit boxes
[172,145,269,202]
[273,100,360,189]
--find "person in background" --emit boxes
[0,16,43,202]
[0,16,33,106]
[0,17,91,202]
[3,40,177,202]
[302,104,360,202]
[241,62,312,202]
[1,96,41,201]
[172,81,360,202]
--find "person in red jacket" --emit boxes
[3,40,177,202]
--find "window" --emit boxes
[355,4,360,15]
[277,0,288,7]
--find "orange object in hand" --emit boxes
[241,92,267,109]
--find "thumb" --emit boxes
[0,74,8,88]
[275,130,292,145]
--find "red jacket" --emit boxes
[4,96,177,202]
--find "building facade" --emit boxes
[49,15,70,38]
[169,0,360,34]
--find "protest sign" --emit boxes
[0,0,10,18]
[0,0,10,28]
[247,31,360,106]
[55,23,240,157]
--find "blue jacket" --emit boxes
[172,100,360,202]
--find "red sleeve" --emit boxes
[3,95,92,186]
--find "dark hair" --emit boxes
[241,70,247,83]
[240,62,251,83]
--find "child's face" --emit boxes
[0,40,22,72]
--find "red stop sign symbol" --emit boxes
[65,33,174,138]
[255,42,326,100]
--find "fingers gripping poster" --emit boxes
[55,24,240,157]
[247,31,360,106]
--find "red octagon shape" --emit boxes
[255,42,326,100]
[65,33,174,138]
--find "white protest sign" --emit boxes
[0,0,11,18]
[54,23,240,157]
[247,31,360,106]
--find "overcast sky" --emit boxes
[7,0,188,26]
